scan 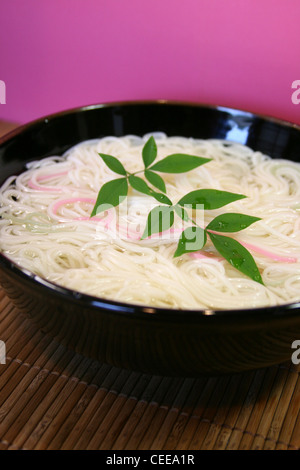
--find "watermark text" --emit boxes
[0,80,6,104]
[291,80,300,105]
[0,340,6,364]
[291,340,300,365]
[93,197,205,245]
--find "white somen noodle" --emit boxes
[0,133,300,310]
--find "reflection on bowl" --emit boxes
[0,101,300,377]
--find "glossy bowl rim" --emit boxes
[1,99,300,320]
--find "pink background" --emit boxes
[0,0,299,125]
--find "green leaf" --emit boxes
[128,175,152,196]
[174,204,189,222]
[174,226,207,258]
[144,169,166,193]
[149,154,211,173]
[209,233,264,284]
[91,177,128,216]
[149,190,173,206]
[99,153,127,176]
[177,189,246,210]
[141,205,174,239]
[142,136,157,168]
[206,213,261,233]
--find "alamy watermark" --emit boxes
[93,197,205,249]
[291,340,300,365]
[0,80,6,104]
[0,340,6,364]
[291,80,300,105]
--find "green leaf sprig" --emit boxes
[91,136,264,285]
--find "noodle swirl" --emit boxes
[0,133,300,310]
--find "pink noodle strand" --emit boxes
[28,170,69,192]
[37,171,69,181]
[189,251,222,260]
[139,226,299,263]
[52,198,96,215]
[34,186,298,263]
[51,197,113,226]
[205,229,298,263]
[241,241,298,263]
[28,181,62,192]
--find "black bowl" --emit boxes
[1,101,300,377]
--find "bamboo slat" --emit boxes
[0,288,300,450]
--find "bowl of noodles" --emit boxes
[0,100,300,376]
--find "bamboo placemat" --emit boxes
[0,288,300,451]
